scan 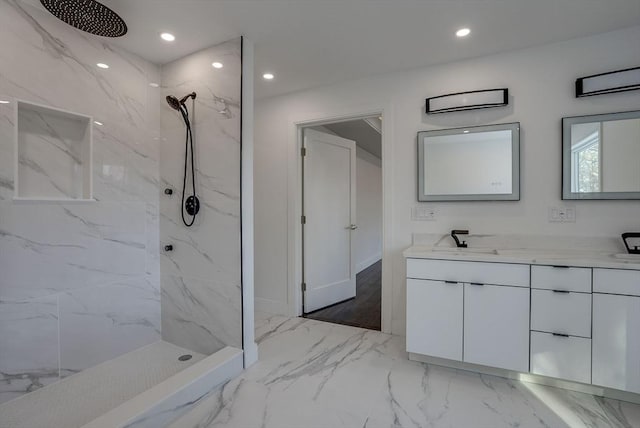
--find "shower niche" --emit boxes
[14,100,93,201]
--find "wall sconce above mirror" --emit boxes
[563,110,640,200]
[417,123,520,202]
[426,88,508,114]
[576,66,640,98]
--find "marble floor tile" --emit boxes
[172,314,640,428]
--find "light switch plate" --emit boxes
[548,206,576,223]
[412,205,437,221]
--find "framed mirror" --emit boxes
[563,110,640,200]
[417,123,520,201]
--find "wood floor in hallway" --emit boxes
[304,260,381,330]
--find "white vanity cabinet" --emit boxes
[406,259,530,371]
[406,279,463,360]
[592,269,640,394]
[464,283,529,372]
[529,265,592,384]
[405,246,640,399]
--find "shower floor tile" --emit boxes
[0,341,204,428]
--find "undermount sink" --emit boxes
[613,253,640,261]
[431,247,498,255]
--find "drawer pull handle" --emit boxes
[552,265,570,269]
[444,280,458,285]
[552,333,570,338]
[552,290,570,294]
[470,282,484,286]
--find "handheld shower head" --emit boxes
[166,90,200,227]
[166,95,181,111]
[166,92,197,111]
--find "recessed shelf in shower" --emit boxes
[14,100,94,201]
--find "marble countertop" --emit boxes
[404,233,640,270]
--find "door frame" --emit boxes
[286,103,394,333]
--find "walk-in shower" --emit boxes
[0,0,246,425]
[166,92,200,227]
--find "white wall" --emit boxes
[355,148,382,272]
[253,25,640,334]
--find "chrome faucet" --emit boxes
[451,230,469,248]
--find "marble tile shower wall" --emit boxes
[160,39,242,356]
[0,0,161,404]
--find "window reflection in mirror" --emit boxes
[563,111,640,200]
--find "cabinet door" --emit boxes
[464,284,530,372]
[530,331,591,384]
[406,279,463,361]
[593,294,640,393]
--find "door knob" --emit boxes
[346,224,358,230]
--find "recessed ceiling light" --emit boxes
[463,130,470,133]
[96,63,109,69]
[149,83,160,88]
[456,28,471,38]
[212,62,223,69]
[0,100,9,104]
[160,32,175,42]
[263,73,275,80]
[94,121,103,126]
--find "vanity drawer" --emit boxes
[406,258,529,287]
[531,289,591,337]
[594,268,640,297]
[530,331,591,384]
[531,265,591,293]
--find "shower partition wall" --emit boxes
[0,0,247,425]
[160,39,244,356]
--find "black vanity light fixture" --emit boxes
[426,88,508,114]
[576,66,640,98]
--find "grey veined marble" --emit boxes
[0,0,161,403]
[0,0,243,405]
[159,38,243,355]
[169,314,640,428]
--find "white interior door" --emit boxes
[303,128,356,313]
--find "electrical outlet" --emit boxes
[548,206,576,223]
[412,206,437,221]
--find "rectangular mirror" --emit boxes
[417,123,520,201]
[563,110,640,200]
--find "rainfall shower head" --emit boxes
[166,93,197,111]
[40,0,127,38]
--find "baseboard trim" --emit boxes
[409,353,640,405]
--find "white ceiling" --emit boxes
[26,0,640,99]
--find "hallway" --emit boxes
[305,260,381,330]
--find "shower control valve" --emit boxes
[185,195,200,216]
[164,244,174,252]
[164,188,173,196]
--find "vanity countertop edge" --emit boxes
[403,245,640,271]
